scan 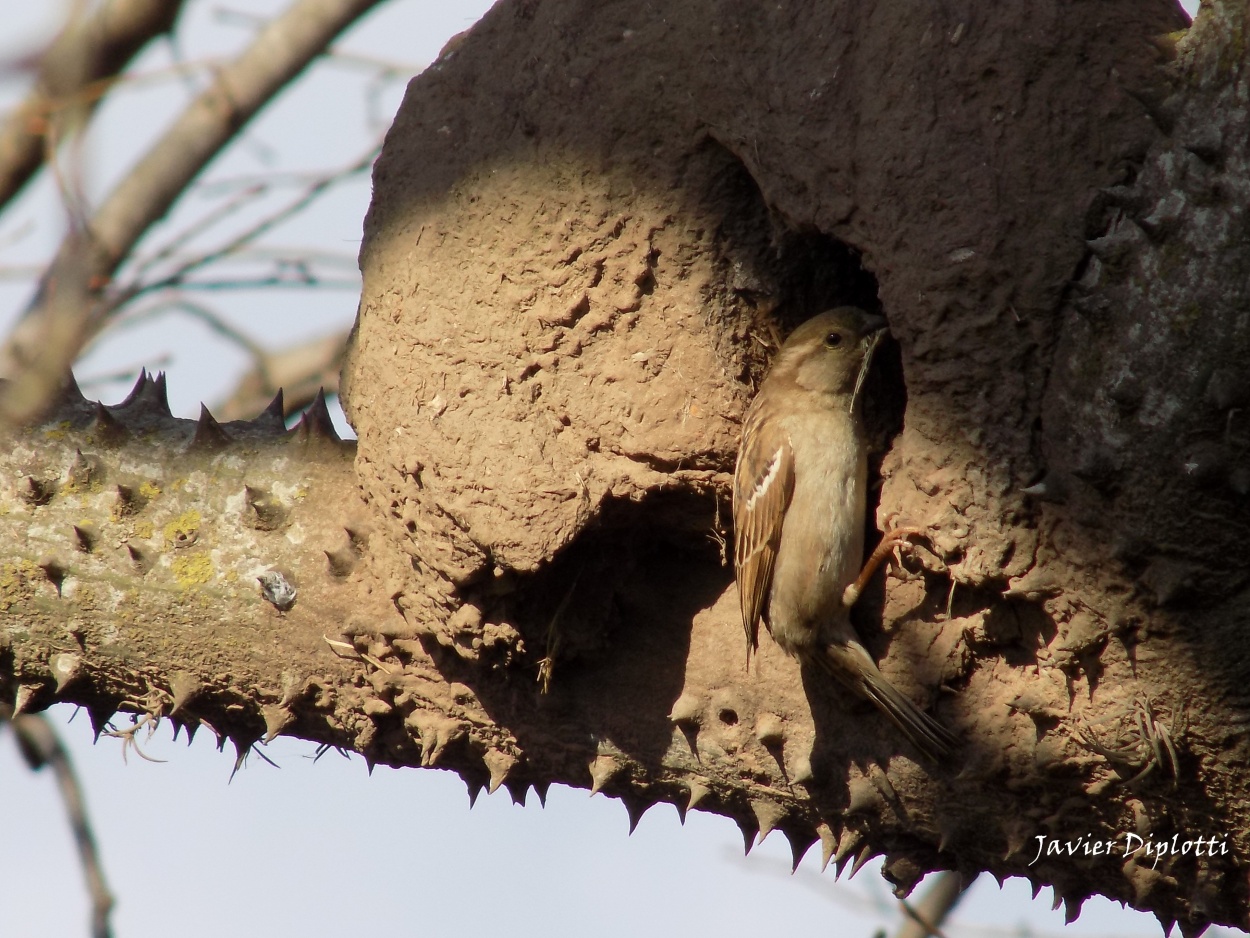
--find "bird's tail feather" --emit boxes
[817,642,958,763]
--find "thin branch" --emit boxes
[128,182,270,279]
[9,713,116,938]
[0,0,186,212]
[161,275,362,292]
[894,872,968,938]
[121,141,379,298]
[101,294,270,365]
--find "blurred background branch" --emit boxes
[0,0,381,430]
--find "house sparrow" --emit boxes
[733,307,956,761]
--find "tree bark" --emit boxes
[5,1,1249,935]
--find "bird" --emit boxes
[732,307,957,762]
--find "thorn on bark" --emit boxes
[483,749,518,794]
[168,672,203,716]
[668,692,703,727]
[736,813,759,855]
[532,780,549,807]
[116,368,172,417]
[750,798,786,843]
[67,449,104,491]
[253,388,286,432]
[753,712,785,748]
[13,683,41,715]
[324,544,358,577]
[188,404,230,451]
[87,703,118,742]
[88,402,129,445]
[262,704,295,743]
[790,753,815,785]
[834,828,863,878]
[786,826,818,872]
[405,711,465,768]
[291,388,340,445]
[504,779,528,806]
[22,476,56,506]
[72,524,96,553]
[622,793,653,834]
[588,754,623,796]
[125,543,150,574]
[816,822,838,872]
[848,843,875,879]
[679,779,710,823]
[113,483,147,517]
[846,775,880,815]
[37,557,68,593]
[244,485,287,531]
[49,653,82,693]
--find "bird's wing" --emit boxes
[733,409,795,660]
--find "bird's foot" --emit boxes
[841,523,927,608]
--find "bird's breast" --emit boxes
[766,408,868,650]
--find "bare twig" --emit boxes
[122,142,379,298]
[8,713,116,938]
[128,182,270,278]
[894,871,968,938]
[0,0,384,428]
[0,0,186,212]
[101,295,270,364]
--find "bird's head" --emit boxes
[771,307,888,405]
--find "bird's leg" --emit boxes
[842,526,926,608]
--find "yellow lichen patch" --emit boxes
[44,422,73,442]
[133,520,155,540]
[163,511,202,548]
[171,552,214,588]
[139,480,162,501]
[0,560,43,611]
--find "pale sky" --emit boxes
[0,2,1215,936]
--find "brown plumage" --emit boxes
[732,307,956,762]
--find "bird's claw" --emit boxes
[842,524,929,608]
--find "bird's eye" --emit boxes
[823,332,843,348]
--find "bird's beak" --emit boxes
[850,315,887,415]
[861,313,888,339]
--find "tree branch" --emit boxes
[0,0,186,212]
[8,712,115,938]
[894,872,966,938]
